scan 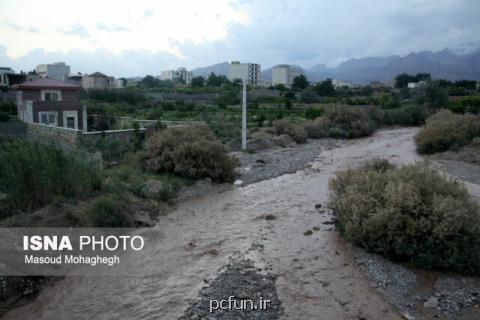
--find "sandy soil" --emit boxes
[2,127,478,320]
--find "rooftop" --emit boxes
[12,78,81,90]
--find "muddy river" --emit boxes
[3,128,443,320]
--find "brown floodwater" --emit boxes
[3,128,424,320]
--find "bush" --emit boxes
[90,196,131,227]
[144,126,238,182]
[272,120,308,143]
[0,139,102,213]
[324,106,376,138]
[302,117,329,139]
[382,105,427,126]
[329,161,480,274]
[304,107,323,120]
[415,110,480,154]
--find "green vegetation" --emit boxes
[0,102,16,122]
[329,160,480,275]
[416,110,480,154]
[89,195,132,227]
[272,119,308,143]
[0,139,102,214]
[144,126,238,182]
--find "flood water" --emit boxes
[3,128,422,320]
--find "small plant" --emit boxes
[329,161,480,275]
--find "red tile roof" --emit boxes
[12,78,81,90]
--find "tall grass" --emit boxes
[0,139,102,213]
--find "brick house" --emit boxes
[13,78,86,130]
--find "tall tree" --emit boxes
[292,75,309,90]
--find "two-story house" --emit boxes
[13,78,86,130]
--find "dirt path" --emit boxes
[2,128,422,320]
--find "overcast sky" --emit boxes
[0,0,479,77]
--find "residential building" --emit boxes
[13,78,86,130]
[82,72,114,89]
[161,67,193,84]
[0,68,33,86]
[332,79,353,89]
[35,62,71,81]
[0,67,14,86]
[271,64,303,88]
[67,75,83,86]
[228,61,261,86]
[114,78,125,89]
[407,81,426,89]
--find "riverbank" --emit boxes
[2,127,479,320]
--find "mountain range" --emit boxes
[192,48,480,85]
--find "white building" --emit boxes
[228,61,261,86]
[161,67,193,84]
[35,62,71,81]
[271,64,303,88]
[407,81,426,89]
[332,79,353,89]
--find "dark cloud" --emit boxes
[2,0,479,76]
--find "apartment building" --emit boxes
[35,62,71,81]
[161,67,193,84]
[82,72,114,89]
[271,64,303,88]
[227,61,261,86]
[13,78,85,130]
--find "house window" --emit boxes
[39,112,57,125]
[66,117,75,129]
[42,90,61,101]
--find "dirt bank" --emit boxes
[2,127,479,320]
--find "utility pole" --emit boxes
[242,78,247,151]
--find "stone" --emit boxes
[424,296,438,308]
[304,230,313,236]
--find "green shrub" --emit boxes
[144,126,238,182]
[329,161,480,275]
[302,117,329,139]
[90,196,131,227]
[272,119,308,143]
[415,110,480,154]
[383,105,427,126]
[304,107,323,120]
[0,139,102,213]
[324,106,376,138]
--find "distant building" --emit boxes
[0,67,15,86]
[228,61,261,86]
[67,75,83,86]
[35,62,71,81]
[114,78,125,89]
[332,79,353,89]
[0,67,33,86]
[407,81,426,89]
[271,64,303,88]
[13,78,86,130]
[161,67,193,84]
[82,72,114,89]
